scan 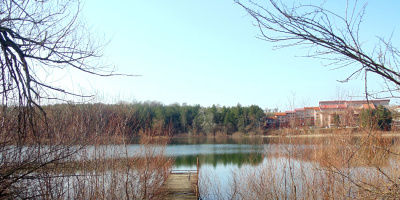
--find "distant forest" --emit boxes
[39,102,267,137]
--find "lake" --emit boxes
[80,134,400,199]
[165,135,400,199]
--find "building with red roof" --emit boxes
[318,100,389,128]
[272,99,390,129]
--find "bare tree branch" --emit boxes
[235,0,400,97]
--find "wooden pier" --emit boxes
[161,158,199,200]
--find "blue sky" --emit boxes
[72,0,400,110]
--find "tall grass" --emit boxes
[0,103,173,199]
[65,136,173,199]
[199,130,400,199]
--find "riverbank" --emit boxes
[170,129,400,139]
[261,131,400,138]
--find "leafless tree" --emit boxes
[235,0,400,99]
[0,0,133,198]
[234,1,400,198]
[0,0,138,132]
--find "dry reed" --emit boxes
[199,130,400,199]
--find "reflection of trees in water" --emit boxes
[172,135,400,168]
[174,153,263,168]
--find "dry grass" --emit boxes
[199,130,400,199]
[66,136,173,200]
[231,132,244,138]
[0,104,174,199]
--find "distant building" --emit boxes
[304,107,319,127]
[275,112,287,127]
[285,111,296,127]
[272,99,390,129]
[265,116,277,128]
[319,102,347,128]
[318,100,389,128]
[391,106,400,130]
[294,108,305,127]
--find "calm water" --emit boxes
[82,135,400,171]
[166,137,328,169]
[166,137,330,199]
[87,135,390,168]
[80,135,400,199]
[162,136,400,199]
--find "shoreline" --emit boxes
[260,132,400,138]
[170,130,400,139]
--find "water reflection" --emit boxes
[174,153,263,168]
[82,135,400,169]
[166,136,331,169]
[124,135,400,199]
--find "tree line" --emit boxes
[39,102,266,138]
[122,102,266,136]
[36,102,394,140]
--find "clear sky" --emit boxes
[70,0,400,110]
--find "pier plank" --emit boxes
[161,172,198,200]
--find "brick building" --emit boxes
[273,99,390,128]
